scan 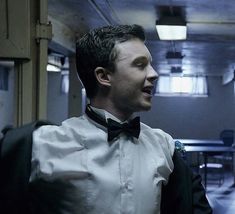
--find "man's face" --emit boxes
[109,38,158,116]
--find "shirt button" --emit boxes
[121,183,126,193]
[125,182,132,190]
[124,182,128,189]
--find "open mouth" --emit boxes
[142,87,153,95]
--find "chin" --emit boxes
[139,102,152,111]
[131,98,153,112]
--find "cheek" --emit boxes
[114,83,135,99]
[122,86,141,102]
[113,73,144,95]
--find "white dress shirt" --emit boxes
[30,107,175,214]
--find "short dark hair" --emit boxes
[76,24,145,98]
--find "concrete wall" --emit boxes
[139,76,235,139]
[47,72,68,125]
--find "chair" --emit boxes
[199,130,234,187]
[218,129,234,170]
[199,158,224,187]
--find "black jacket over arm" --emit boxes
[161,151,212,214]
[0,121,212,214]
[0,121,52,214]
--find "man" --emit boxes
[1,24,212,214]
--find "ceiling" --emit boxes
[48,0,235,77]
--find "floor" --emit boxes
[204,171,235,214]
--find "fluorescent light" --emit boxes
[156,16,187,40]
[156,25,186,40]
[47,64,61,72]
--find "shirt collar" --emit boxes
[89,106,134,124]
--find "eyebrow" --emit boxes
[132,56,152,63]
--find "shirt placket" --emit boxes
[119,135,134,214]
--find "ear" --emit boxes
[94,67,112,87]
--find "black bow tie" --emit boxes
[85,105,140,142]
[107,117,140,141]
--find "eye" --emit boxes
[132,56,150,69]
[135,62,146,69]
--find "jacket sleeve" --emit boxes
[0,120,53,214]
[191,172,213,214]
[161,150,213,214]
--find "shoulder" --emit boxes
[33,116,89,143]
[32,117,89,156]
[140,123,175,156]
[31,117,90,179]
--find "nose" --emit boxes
[147,65,158,83]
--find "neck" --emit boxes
[90,98,133,122]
